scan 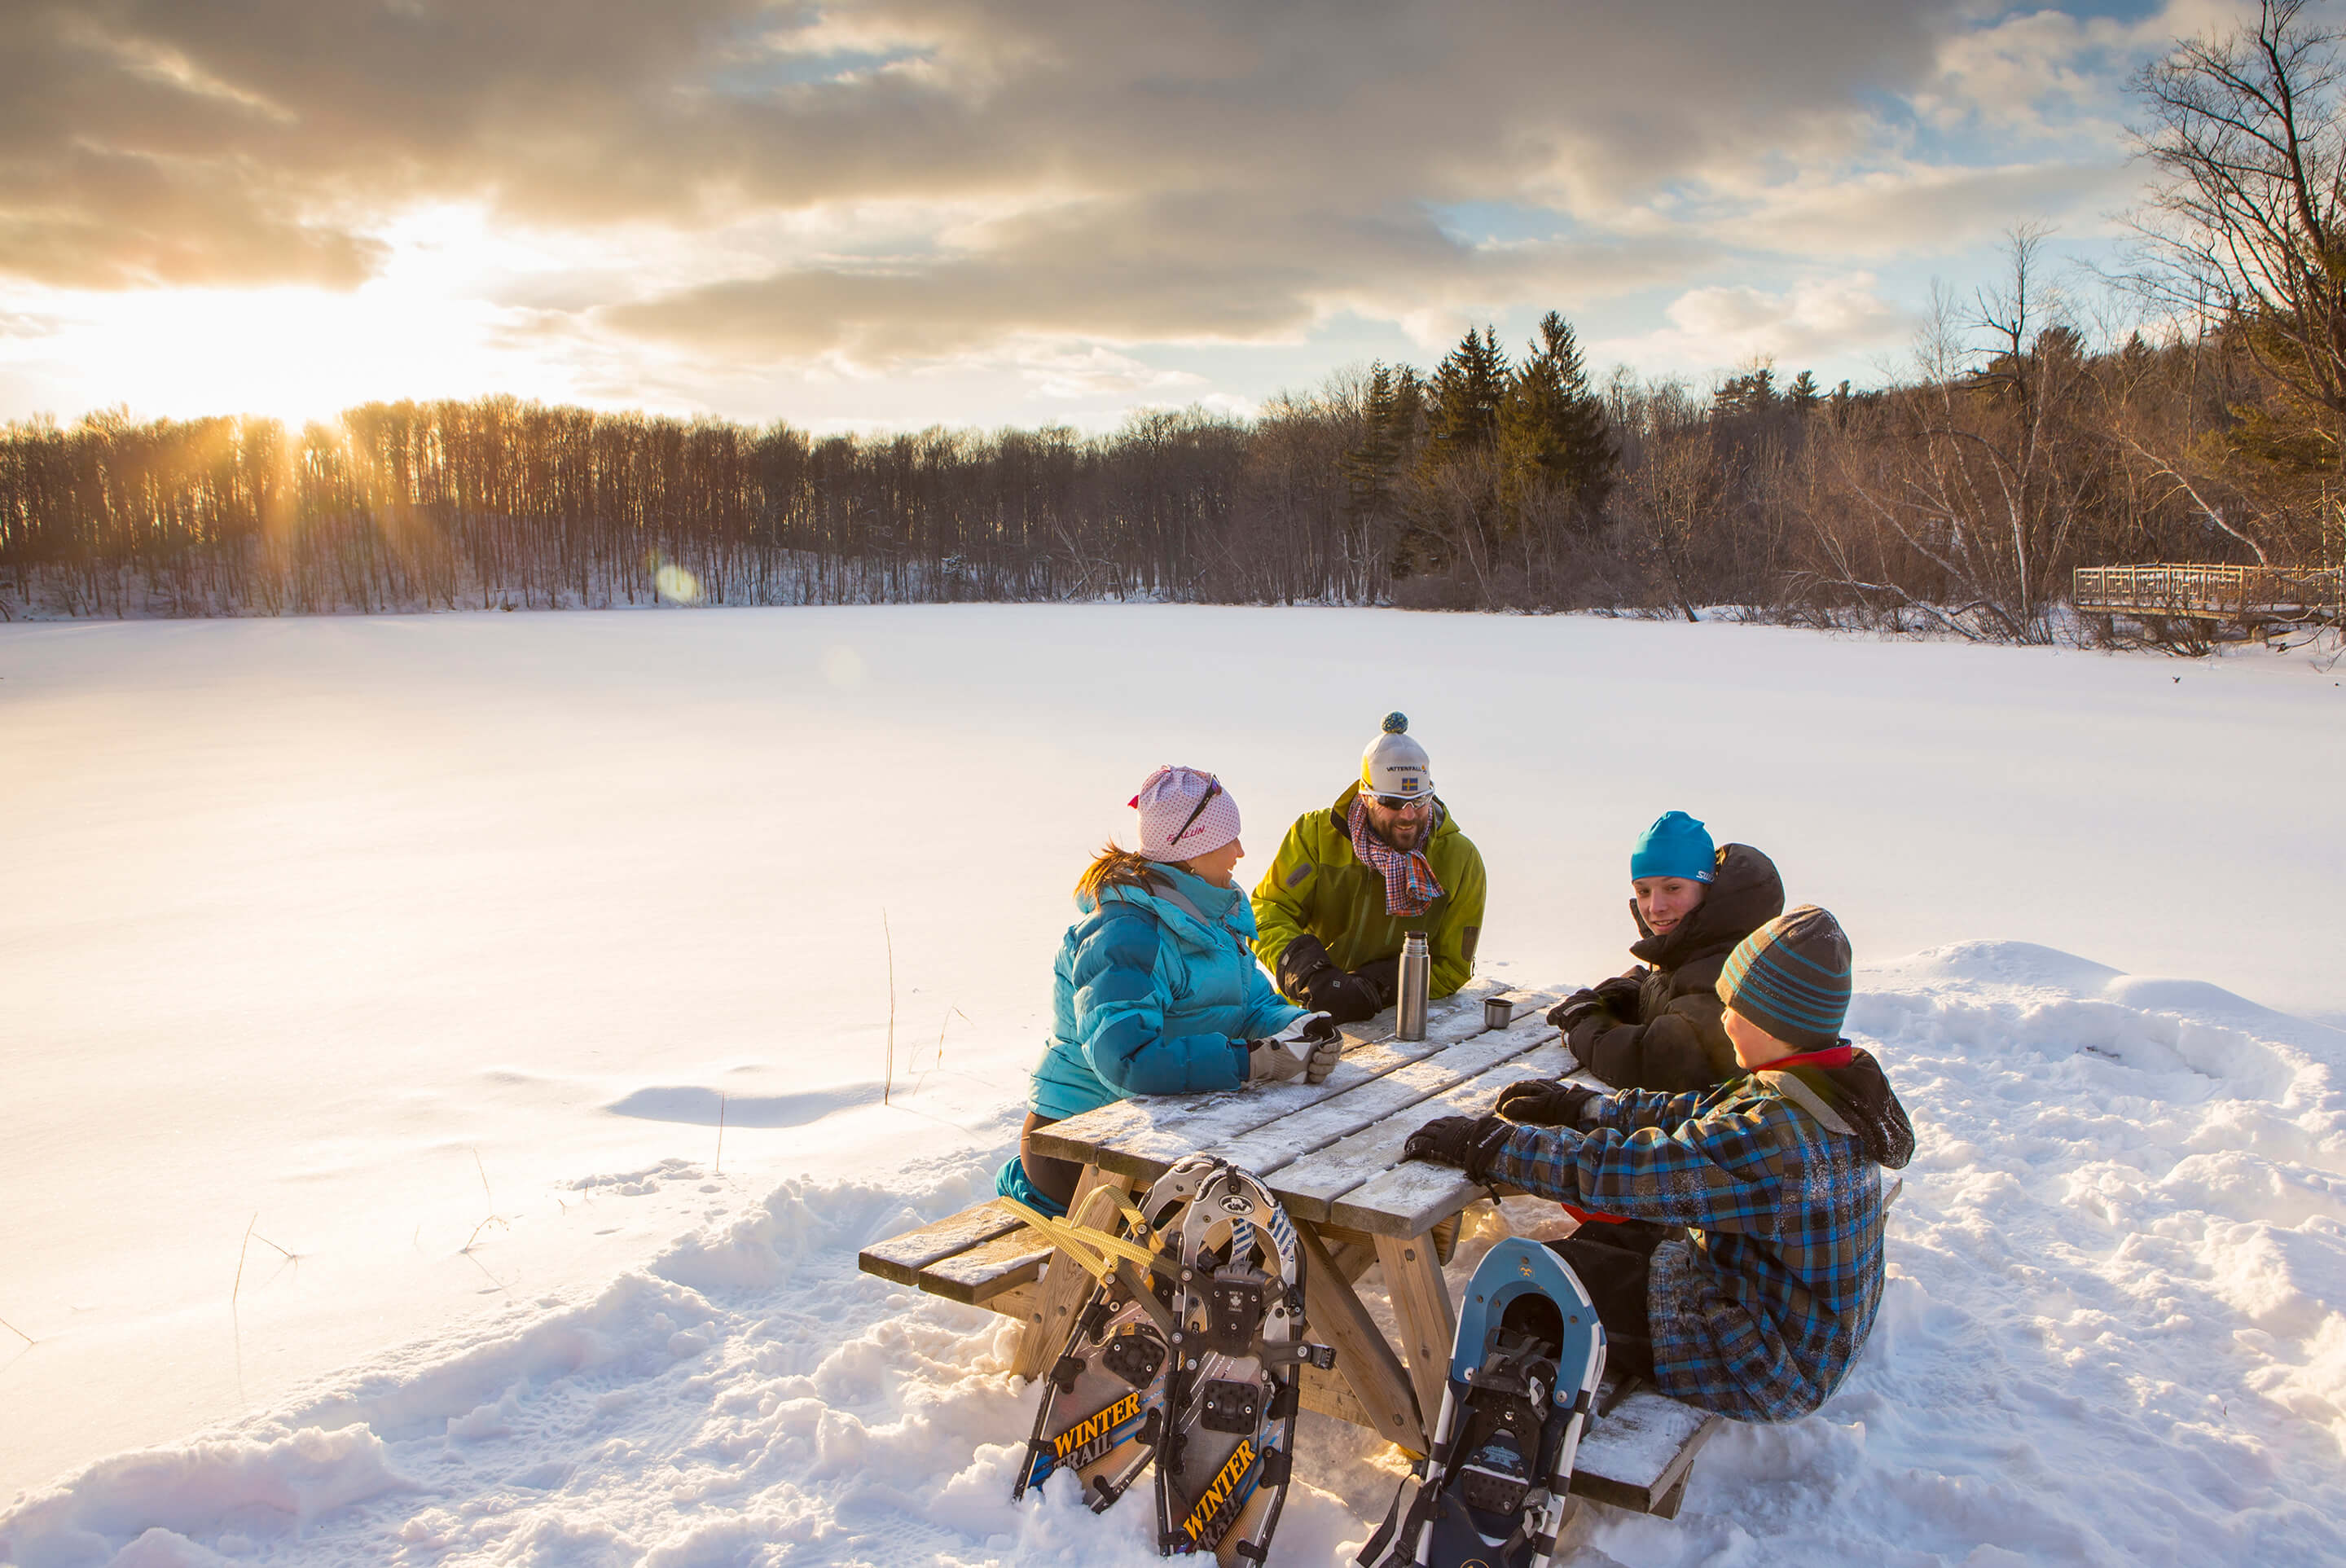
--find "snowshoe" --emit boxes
[1357,1238,1606,1568]
[1013,1188,1180,1513]
[1149,1156,1334,1562]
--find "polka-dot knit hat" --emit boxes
[1132,765,1241,863]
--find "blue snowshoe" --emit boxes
[1357,1238,1607,1568]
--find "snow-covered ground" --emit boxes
[3,606,2343,1565]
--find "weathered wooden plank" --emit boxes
[918,1228,1052,1305]
[1297,1358,1373,1430]
[1375,1232,1458,1435]
[1268,1022,1565,1224]
[1209,1013,1557,1186]
[1008,1167,1135,1380]
[1323,1237,1377,1285]
[1027,981,1529,1180]
[1251,1021,1559,1219]
[1571,1385,1722,1514]
[986,1278,1040,1324]
[1328,976,1528,1048]
[1325,1043,1579,1236]
[856,1202,1025,1286]
[1292,1217,1426,1452]
[1430,1211,1464,1266]
[1314,1221,1381,1285]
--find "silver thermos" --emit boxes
[1396,932,1430,1041]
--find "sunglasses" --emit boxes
[1372,793,1432,811]
[1171,776,1224,843]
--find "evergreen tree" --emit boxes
[1498,310,1616,523]
[1541,311,1615,514]
[1342,362,1421,522]
[1713,367,1778,419]
[1421,326,1509,474]
[1391,327,1509,581]
[1787,370,1821,412]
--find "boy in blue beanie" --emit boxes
[1545,810,1786,1092]
[1406,906,1913,1421]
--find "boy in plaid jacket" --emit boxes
[1404,905,1913,1421]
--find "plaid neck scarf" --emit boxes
[1347,794,1444,917]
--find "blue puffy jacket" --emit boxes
[1027,866,1309,1122]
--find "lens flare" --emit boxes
[820,645,867,687]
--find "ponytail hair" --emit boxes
[1076,842,1164,903]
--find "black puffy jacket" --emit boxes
[1568,843,1786,1092]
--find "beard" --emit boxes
[1373,811,1428,850]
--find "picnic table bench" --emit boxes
[857,980,1723,1520]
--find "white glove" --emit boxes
[1250,1012,1342,1084]
[1268,1012,1338,1048]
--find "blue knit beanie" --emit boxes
[1628,810,1716,883]
[1716,905,1852,1051]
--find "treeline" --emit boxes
[4,6,2344,642]
[0,290,2333,641]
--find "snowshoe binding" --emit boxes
[1149,1155,1333,1562]
[1357,1238,1607,1568]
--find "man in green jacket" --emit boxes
[1250,714,1488,1023]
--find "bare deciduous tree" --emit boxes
[2129,0,2346,564]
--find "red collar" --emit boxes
[1765,1045,1853,1071]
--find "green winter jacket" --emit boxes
[1250,783,1487,1003]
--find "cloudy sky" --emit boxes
[0,0,2246,432]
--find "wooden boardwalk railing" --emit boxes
[2072,563,2343,623]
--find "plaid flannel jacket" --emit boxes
[1483,1074,1890,1421]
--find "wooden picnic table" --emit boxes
[991,978,1722,1517]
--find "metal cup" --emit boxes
[1483,996,1513,1031]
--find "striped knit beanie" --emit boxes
[1716,904,1852,1050]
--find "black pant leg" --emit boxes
[1546,1232,1658,1383]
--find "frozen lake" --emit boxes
[3,606,2343,1560]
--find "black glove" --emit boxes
[1544,987,1603,1031]
[1593,974,1645,1016]
[1354,955,1401,1006]
[1401,1113,1514,1183]
[1306,966,1384,1024]
[1492,1078,1599,1127]
[1276,934,1338,1001]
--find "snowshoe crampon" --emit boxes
[1357,1238,1606,1568]
[1149,1155,1332,1562]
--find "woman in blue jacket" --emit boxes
[999,766,1341,1216]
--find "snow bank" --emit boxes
[0,1426,403,1568]
[7,944,2344,1566]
